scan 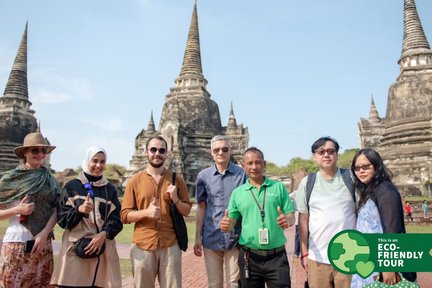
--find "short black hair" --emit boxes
[243,146,264,160]
[311,136,340,153]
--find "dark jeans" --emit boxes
[295,225,300,256]
[238,247,291,288]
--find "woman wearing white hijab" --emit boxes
[51,146,123,288]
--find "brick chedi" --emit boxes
[124,2,249,194]
[0,23,38,174]
[359,0,432,195]
[358,96,385,150]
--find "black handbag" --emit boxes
[170,172,188,252]
[74,237,106,259]
[74,184,108,259]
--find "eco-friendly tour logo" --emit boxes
[328,230,432,278]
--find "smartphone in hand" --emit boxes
[23,240,35,253]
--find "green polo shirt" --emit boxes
[228,176,294,250]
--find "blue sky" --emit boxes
[0,0,431,171]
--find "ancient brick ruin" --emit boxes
[124,3,249,194]
[359,0,432,196]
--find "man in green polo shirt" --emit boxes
[220,147,295,288]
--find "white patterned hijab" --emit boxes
[81,146,107,174]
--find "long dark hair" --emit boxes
[351,148,393,208]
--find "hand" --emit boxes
[16,195,35,216]
[166,184,179,204]
[193,238,203,257]
[78,193,94,214]
[277,206,289,229]
[220,209,231,232]
[84,232,107,256]
[32,233,48,254]
[382,272,399,285]
[145,197,161,219]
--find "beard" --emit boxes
[148,157,164,168]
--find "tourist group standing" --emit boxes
[0,132,422,288]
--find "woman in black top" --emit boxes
[51,146,123,288]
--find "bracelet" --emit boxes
[300,253,309,259]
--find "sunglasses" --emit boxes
[212,147,229,154]
[29,147,48,155]
[315,148,336,156]
[148,147,167,155]
[354,164,373,172]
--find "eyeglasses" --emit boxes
[212,147,230,154]
[354,164,373,172]
[29,147,48,155]
[148,147,167,155]
[315,148,336,156]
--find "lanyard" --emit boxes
[249,186,266,226]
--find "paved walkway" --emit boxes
[53,226,431,287]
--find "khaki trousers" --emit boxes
[307,259,351,288]
[131,244,182,288]
[203,248,240,288]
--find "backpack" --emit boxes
[305,168,355,212]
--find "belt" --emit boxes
[240,245,286,257]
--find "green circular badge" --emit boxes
[328,229,374,278]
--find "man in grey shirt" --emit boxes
[194,135,247,288]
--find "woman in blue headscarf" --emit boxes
[51,146,123,288]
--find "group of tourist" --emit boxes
[0,132,421,288]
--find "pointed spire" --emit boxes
[399,0,432,67]
[147,111,156,132]
[227,102,238,131]
[368,95,381,123]
[3,22,29,100]
[175,1,207,88]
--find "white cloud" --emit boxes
[31,68,94,104]
[33,88,71,103]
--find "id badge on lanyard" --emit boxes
[250,187,269,245]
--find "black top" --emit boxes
[57,179,123,240]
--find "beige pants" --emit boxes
[203,248,240,288]
[307,259,351,288]
[131,244,182,288]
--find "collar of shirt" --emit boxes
[211,161,235,176]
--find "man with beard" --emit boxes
[121,136,192,288]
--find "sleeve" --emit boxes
[177,174,192,206]
[295,176,309,214]
[280,184,294,214]
[120,177,136,224]
[101,184,123,240]
[195,171,207,204]
[376,182,405,233]
[228,188,241,220]
[56,180,87,230]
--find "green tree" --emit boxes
[105,163,127,177]
[285,157,318,175]
[337,149,359,168]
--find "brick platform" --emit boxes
[115,226,431,287]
